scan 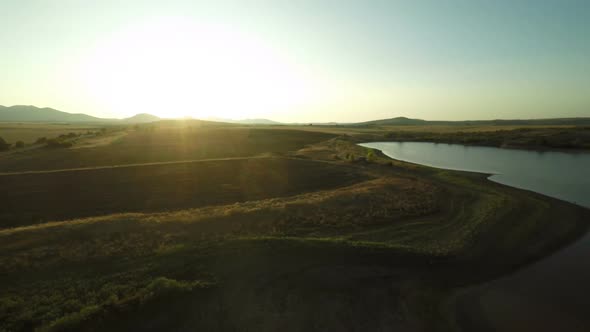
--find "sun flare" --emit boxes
[76,18,315,119]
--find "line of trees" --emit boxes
[0,132,80,151]
[0,129,108,151]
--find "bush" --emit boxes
[46,139,72,149]
[15,141,25,148]
[0,137,10,151]
[44,305,101,332]
[366,148,376,161]
[36,137,47,144]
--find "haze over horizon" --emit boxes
[2,1,589,123]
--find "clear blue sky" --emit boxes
[1,0,589,121]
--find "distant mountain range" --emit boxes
[0,105,160,123]
[205,117,281,125]
[1,105,589,127]
[356,116,590,126]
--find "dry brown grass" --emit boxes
[1,123,589,331]
[70,131,127,149]
[0,122,102,144]
[0,126,336,172]
[0,176,440,271]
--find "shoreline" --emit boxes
[362,138,590,154]
[361,141,590,331]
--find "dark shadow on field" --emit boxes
[49,240,447,332]
[0,158,365,228]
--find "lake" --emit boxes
[360,142,590,208]
[361,141,590,331]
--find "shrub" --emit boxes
[366,148,376,161]
[46,139,72,149]
[36,137,47,144]
[15,141,25,148]
[44,305,101,332]
[0,137,10,151]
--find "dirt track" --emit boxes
[0,156,270,176]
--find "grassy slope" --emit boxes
[0,158,365,228]
[0,124,335,172]
[0,124,588,331]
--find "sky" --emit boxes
[1,0,589,122]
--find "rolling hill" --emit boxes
[2,105,589,127]
[357,116,590,126]
[123,113,161,123]
[0,105,159,123]
[205,117,281,125]
[0,105,105,122]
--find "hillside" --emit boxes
[3,105,589,127]
[0,105,159,124]
[0,105,105,122]
[205,117,281,125]
[357,116,590,126]
[359,117,427,126]
[123,113,160,123]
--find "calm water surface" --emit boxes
[361,142,590,330]
[360,142,590,208]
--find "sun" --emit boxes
[75,18,316,119]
